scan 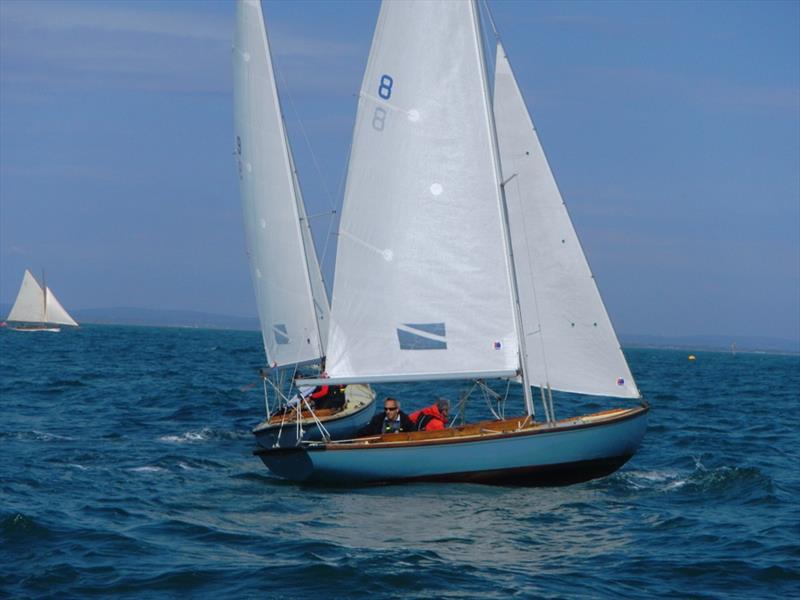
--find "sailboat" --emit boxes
[232,0,376,449]
[5,270,78,333]
[253,0,648,486]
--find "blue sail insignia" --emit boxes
[273,324,290,345]
[397,322,447,350]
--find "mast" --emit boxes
[285,127,328,362]
[41,270,47,324]
[470,0,535,417]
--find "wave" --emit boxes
[682,464,774,497]
[127,465,166,473]
[0,430,74,442]
[49,378,87,388]
[615,458,774,501]
[158,429,215,443]
[0,513,53,544]
[618,468,688,490]
[157,428,251,444]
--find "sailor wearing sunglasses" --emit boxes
[358,397,416,436]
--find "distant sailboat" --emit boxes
[255,0,648,486]
[232,0,376,449]
[5,270,78,333]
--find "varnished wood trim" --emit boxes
[254,403,649,455]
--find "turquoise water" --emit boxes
[1,325,798,598]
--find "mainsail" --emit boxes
[493,42,638,399]
[232,0,330,369]
[325,0,519,383]
[6,270,78,327]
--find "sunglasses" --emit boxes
[384,406,399,411]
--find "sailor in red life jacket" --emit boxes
[309,383,346,410]
[410,398,450,431]
[286,364,328,411]
[309,384,329,402]
[285,383,316,411]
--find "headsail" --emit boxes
[232,0,330,369]
[44,287,78,327]
[6,270,78,326]
[324,0,519,383]
[493,42,639,398]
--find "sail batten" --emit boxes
[233,0,330,369]
[493,42,639,399]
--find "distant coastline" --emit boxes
[1,304,260,333]
[619,334,799,355]
[1,303,797,354]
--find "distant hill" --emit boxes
[72,307,261,331]
[619,333,799,354]
[0,303,259,331]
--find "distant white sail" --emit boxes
[6,270,45,323]
[44,287,79,327]
[7,269,78,327]
[493,42,638,399]
[325,0,518,383]
[233,0,330,369]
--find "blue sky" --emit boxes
[1,0,798,343]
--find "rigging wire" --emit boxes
[274,65,342,287]
[481,0,501,40]
[481,0,555,421]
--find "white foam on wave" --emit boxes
[128,465,165,473]
[158,428,250,443]
[622,469,688,490]
[29,430,73,442]
[158,428,213,444]
[67,463,90,471]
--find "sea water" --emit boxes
[1,325,798,599]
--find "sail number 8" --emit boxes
[378,74,393,99]
[372,74,394,132]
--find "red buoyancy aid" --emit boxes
[310,385,329,400]
[410,404,447,431]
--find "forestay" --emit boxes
[325,0,519,383]
[232,0,330,369]
[493,43,639,398]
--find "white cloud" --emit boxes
[1,1,230,42]
[0,0,362,96]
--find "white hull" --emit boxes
[9,325,62,333]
